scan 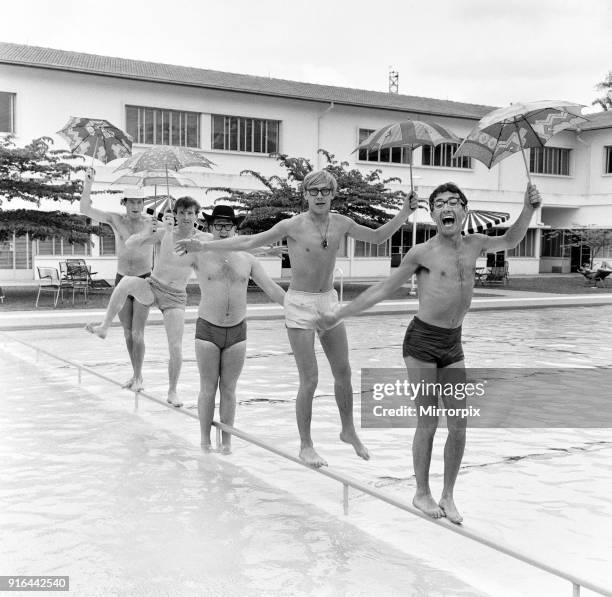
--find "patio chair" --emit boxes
[36,266,72,307]
[578,266,611,288]
[484,261,509,285]
[64,261,89,303]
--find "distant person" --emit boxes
[194,205,286,454]
[80,168,152,391]
[176,169,418,467]
[316,181,542,523]
[86,197,210,406]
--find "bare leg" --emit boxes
[405,357,444,519]
[127,300,150,392]
[195,339,221,451]
[163,308,185,406]
[118,298,136,388]
[218,340,247,454]
[438,361,467,524]
[86,277,153,339]
[287,328,327,468]
[319,323,369,460]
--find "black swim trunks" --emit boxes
[402,316,464,367]
[195,318,247,350]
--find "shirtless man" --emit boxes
[176,170,417,467]
[316,181,542,522]
[80,168,153,391]
[195,205,286,454]
[86,196,211,406]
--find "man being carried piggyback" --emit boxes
[316,181,542,523]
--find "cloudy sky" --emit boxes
[3,0,611,110]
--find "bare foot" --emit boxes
[130,378,144,392]
[340,430,370,461]
[201,443,213,453]
[85,322,107,339]
[439,496,463,524]
[121,377,135,390]
[219,444,232,456]
[299,446,328,468]
[167,392,183,408]
[413,493,444,519]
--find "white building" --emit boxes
[1,42,611,282]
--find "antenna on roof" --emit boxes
[388,67,399,94]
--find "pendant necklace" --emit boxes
[310,214,330,249]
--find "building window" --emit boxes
[212,115,279,153]
[529,147,570,176]
[36,237,90,256]
[126,106,200,147]
[605,146,612,174]
[0,91,15,133]
[507,229,536,257]
[357,129,410,164]
[421,142,471,169]
[541,230,571,257]
[98,224,116,256]
[354,239,391,257]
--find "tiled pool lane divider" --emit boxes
[2,331,611,597]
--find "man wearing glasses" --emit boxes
[194,205,286,454]
[316,181,542,523]
[176,170,417,467]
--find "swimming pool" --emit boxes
[2,305,611,596]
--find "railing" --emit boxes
[2,332,611,597]
[333,266,344,302]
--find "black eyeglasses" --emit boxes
[213,223,234,231]
[306,188,333,197]
[433,197,464,209]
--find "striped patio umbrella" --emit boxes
[57,117,132,164]
[462,209,510,235]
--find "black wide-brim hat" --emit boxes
[201,204,244,226]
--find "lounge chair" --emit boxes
[483,261,509,285]
[578,266,611,288]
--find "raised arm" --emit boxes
[316,247,421,328]
[79,168,117,225]
[481,183,542,253]
[125,214,167,249]
[175,219,289,255]
[248,255,286,306]
[347,190,418,245]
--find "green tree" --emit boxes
[206,150,411,233]
[0,135,101,243]
[592,71,612,111]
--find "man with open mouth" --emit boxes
[316,181,542,523]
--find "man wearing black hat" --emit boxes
[194,205,286,454]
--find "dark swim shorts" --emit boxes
[195,318,247,350]
[114,271,151,286]
[402,316,464,367]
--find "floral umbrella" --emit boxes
[112,170,196,188]
[57,117,132,164]
[115,146,215,174]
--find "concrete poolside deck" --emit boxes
[1,286,612,331]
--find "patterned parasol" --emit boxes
[57,117,132,164]
[115,146,215,173]
[453,100,588,181]
[112,170,196,188]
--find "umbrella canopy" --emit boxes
[115,146,215,173]
[57,117,132,164]
[462,209,510,235]
[112,170,196,188]
[453,101,587,178]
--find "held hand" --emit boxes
[405,190,419,213]
[85,167,95,183]
[175,238,206,256]
[314,305,341,330]
[162,211,175,228]
[525,183,542,208]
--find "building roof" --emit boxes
[0,41,495,121]
[579,110,612,131]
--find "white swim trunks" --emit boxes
[284,288,341,331]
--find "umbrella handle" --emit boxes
[514,120,532,185]
[91,136,99,168]
[409,146,414,191]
